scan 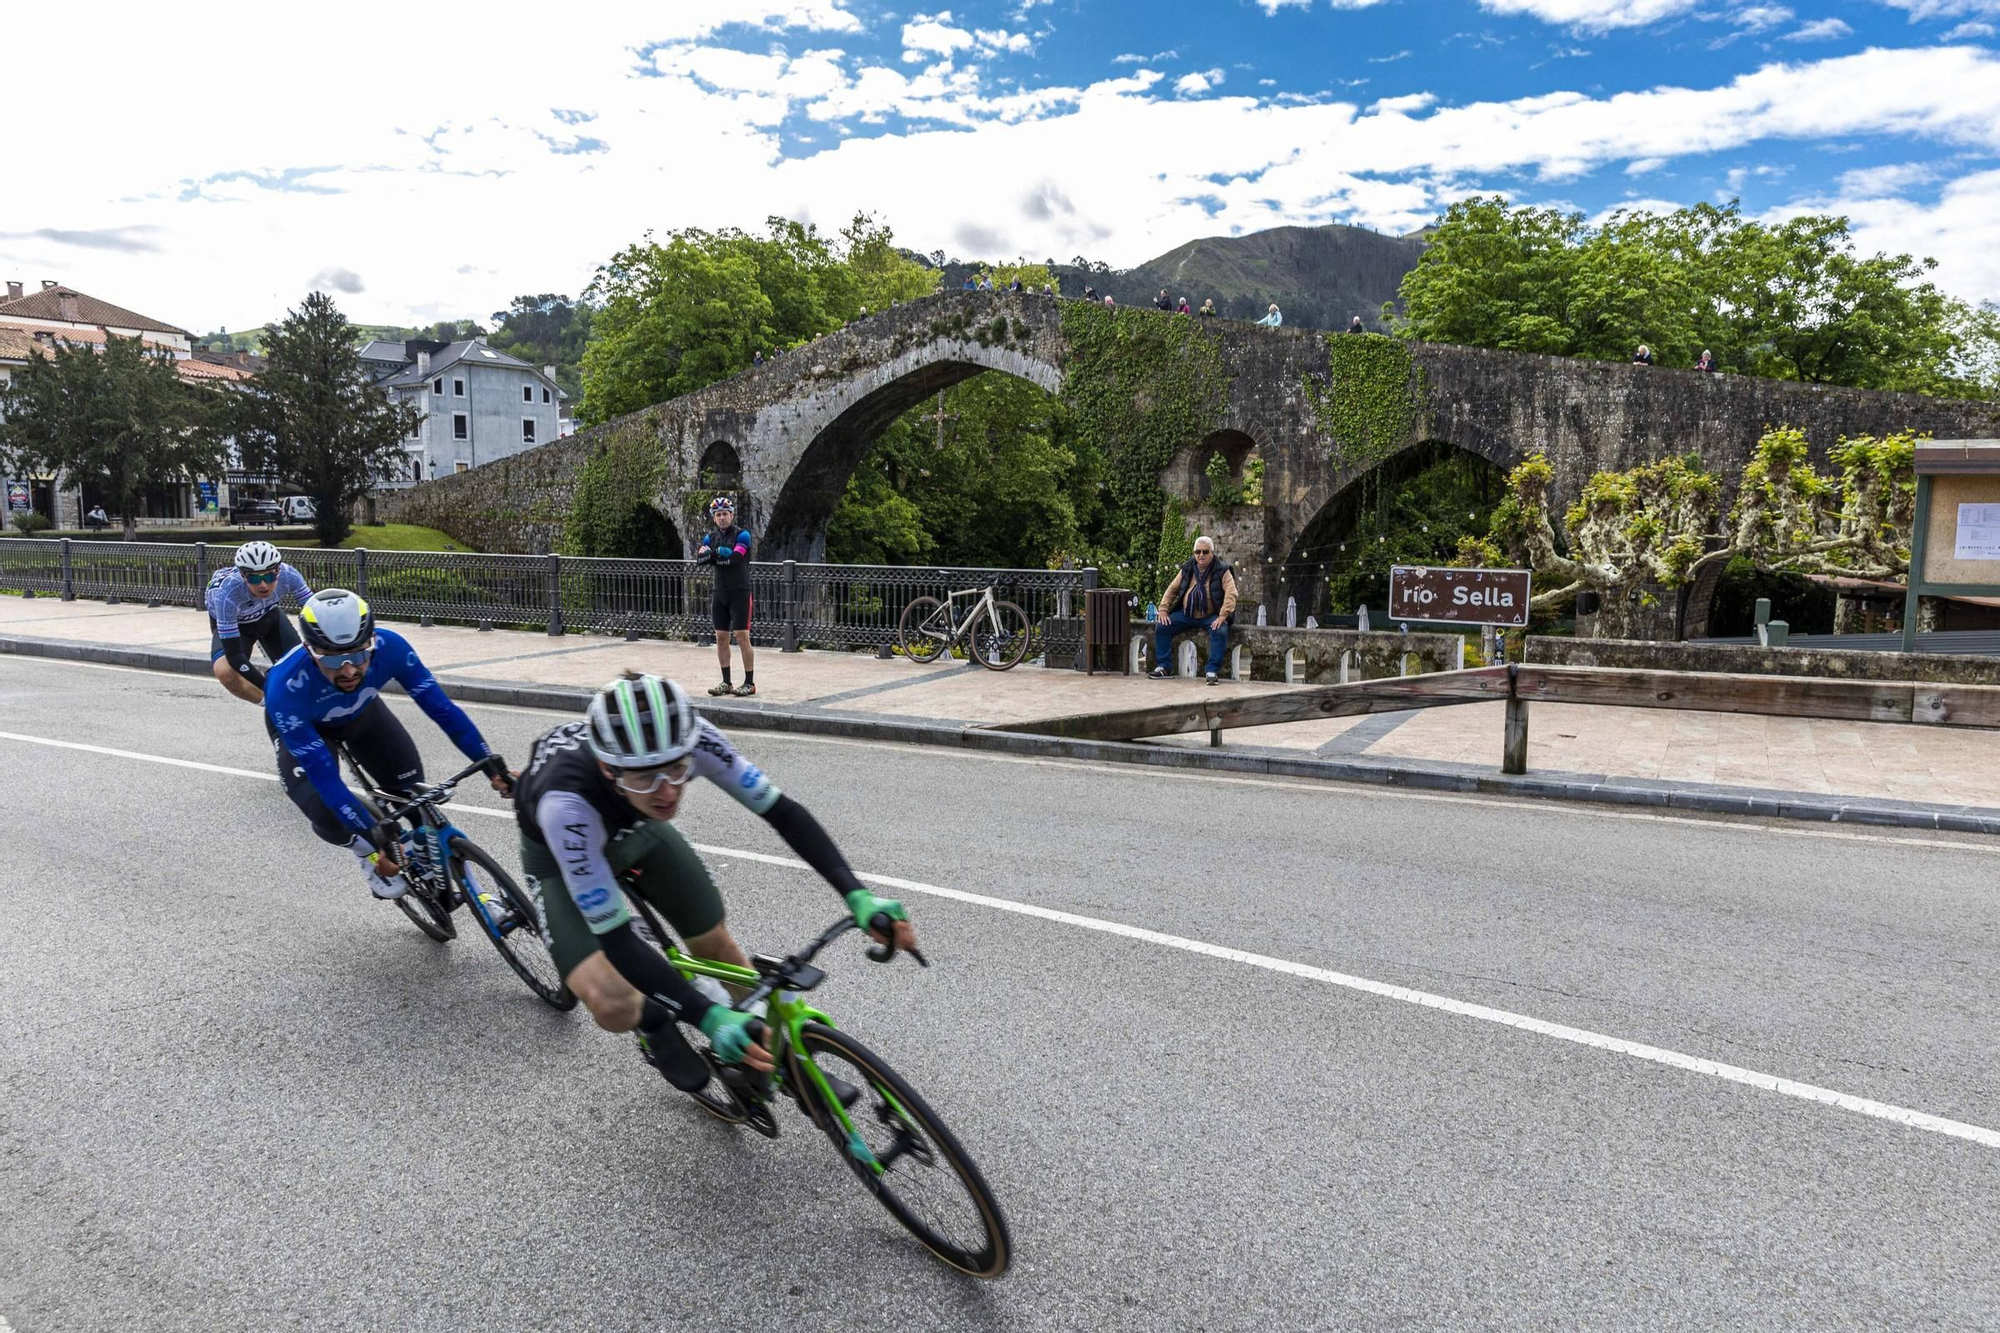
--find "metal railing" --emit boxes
[0,537,1097,655]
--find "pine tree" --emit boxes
[238,291,420,545]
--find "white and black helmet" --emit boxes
[234,539,282,572]
[298,589,374,653]
[585,672,696,769]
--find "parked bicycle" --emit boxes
[897,582,1032,670]
[632,896,1012,1278]
[343,746,573,1010]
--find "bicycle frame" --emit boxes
[665,945,908,1173]
[916,586,1004,652]
[358,759,517,944]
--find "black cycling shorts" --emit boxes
[712,587,753,632]
[269,698,423,846]
[210,610,300,667]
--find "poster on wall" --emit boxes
[1955,503,2000,562]
[5,481,29,512]
[197,481,219,514]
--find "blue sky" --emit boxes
[4,0,1998,330]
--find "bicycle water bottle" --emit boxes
[1146,601,1157,622]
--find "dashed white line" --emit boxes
[2,723,1995,1150]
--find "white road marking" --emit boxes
[3,722,1996,1150]
[16,655,2000,854]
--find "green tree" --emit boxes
[0,334,227,540]
[487,293,593,400]
[840,212,940,312]
[579,218,858,425]
[1394,196,1996,394]
[234,291,422,546]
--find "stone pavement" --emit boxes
[0,596,1993,814]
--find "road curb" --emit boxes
[5,629,1997,836]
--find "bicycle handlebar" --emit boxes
[731,913,928,1012]
[375,755,507,825]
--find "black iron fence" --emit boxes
[0,538,1096,656]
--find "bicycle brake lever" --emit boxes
[864,912,929,967]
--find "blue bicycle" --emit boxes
[342,748,574,1010]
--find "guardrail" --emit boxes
[1011,661,2000,768]
[0,537,1096,656]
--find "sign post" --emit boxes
[1388,565,1532,628]
[1901,440,2000,651]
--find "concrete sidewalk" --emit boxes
[1,595,1994,826]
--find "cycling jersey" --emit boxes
[696,526,753,594]
[205,564,312,640]
[264,627,491,835]
[514,717,779,933]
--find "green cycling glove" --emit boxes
[698,1005,761,1064]
[845,888,908,933]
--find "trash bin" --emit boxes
[1085,587,1134,675]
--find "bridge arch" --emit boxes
[758,341,1065,562]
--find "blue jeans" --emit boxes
[1153,611,1229,676]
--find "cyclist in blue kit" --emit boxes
[264,588,510,900]
[206,539,313,704]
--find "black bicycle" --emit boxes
[343,747,573,1011]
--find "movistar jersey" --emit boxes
[264,627,491,835]
[206,564,312,638]
[514,718,779,933]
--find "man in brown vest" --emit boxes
[1149,536,1238,685]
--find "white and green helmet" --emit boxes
[585,672,697,769]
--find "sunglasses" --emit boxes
[1194,550,1214,557]
[312,643,374,670]
[612,756,697,794]
[243,569,280,585]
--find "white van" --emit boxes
[279,496,317,522]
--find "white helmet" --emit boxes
[298,589,374,654]
[585,672,696,769]
[234,540,282,572]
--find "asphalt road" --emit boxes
[3,653,1999,1332]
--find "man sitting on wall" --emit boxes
[1149,535,1238,686]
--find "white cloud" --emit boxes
[1733,6,1794,32]
[1835,161,1940,194]
[1113,50,1179,63]
[11,18,2000,333]
[1370,92,1437,115]
[1476,0,1695,32]
[1879,1,2000,20]
[901,12,975,61]
[1942,19,1999,36]
[1784,17,1853,39]
[1624,156,1668,173]
[1774,167,2000,304]
[1259,77,1279,85]
[1255,0,1312,12]
[1175,69,1226,96]
[1369,48,1414,61]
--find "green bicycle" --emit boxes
[634,898,1012,1279]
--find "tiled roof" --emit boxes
[380,338,555,389]
[0,284,191,337]
[0,322,181,360]
[174,358,255,382]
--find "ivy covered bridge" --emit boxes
[380,289,1999,622]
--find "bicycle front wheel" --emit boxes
[353,786,453,942]
[451,839,574,1010]
[796,1022,1011,1278]
[972,600,1031,671]
[898,597,950,664]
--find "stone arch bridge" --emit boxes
[382,290,1999,626]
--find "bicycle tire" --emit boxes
[451,839,575,1010]
[897,597,951,664]
[351,783,454,942]
[973,599,1032,671]
[795,1022,1011,1278]
[632,898,748,1126]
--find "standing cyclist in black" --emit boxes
[696,494,757,697]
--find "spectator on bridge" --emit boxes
[1632,344,1654,366]
[1177,297,1192,314]
[1255,303,1283,328]
[978,275,995,291]
[1696,349,1717,373]
[1348,316,1366,334]
[1103,295,1116,307]
[1149,535,1238,686]
[1155,289,1174,312]
[963,277,976,291]
[1199,299,1218,319]
[753,350,764,367]
[1083,284,1097,300]
[1009,277,1023,293]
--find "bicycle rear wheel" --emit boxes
[897,597,951,664]
[972,600,1031,671]
[351,782,453,942]
[796,1022,1011,1278]
[451,839,574,1010]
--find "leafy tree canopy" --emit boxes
[1394,196,1995,396]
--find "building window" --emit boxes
[410,458,421,481]
[542,387,551,403]
[522,384,533,403]
[455,461,469,474]
[453,414,468,440]
[522,418,536,443]
[432,378,443,395]
[453,378,465,397]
